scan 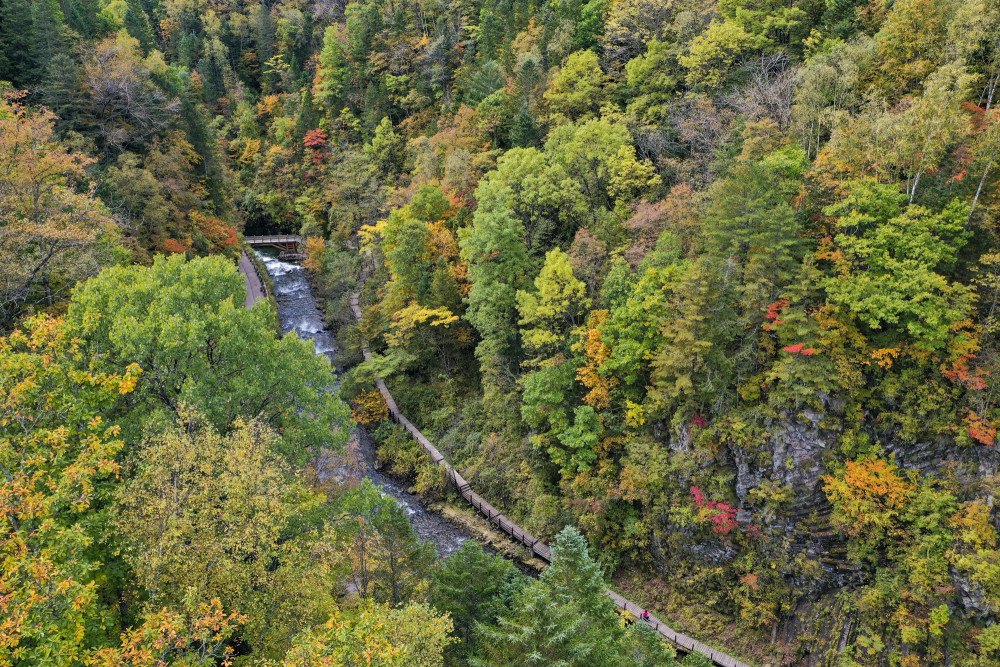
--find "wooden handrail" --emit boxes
[338,276,751,667]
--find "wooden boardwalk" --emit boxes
[347,290,752,667]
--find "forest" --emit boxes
[3,0,1000,665]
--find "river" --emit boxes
[254,251,469,557]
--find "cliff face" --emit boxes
[647,401,1000,665]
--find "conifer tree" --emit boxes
[0,0,37,87]
[471,527,637,667]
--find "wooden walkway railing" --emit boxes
[347,289,751,667]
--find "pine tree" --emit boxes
[294,88,316,154]
[316,26,348,117]
[429,541,525,664]
[42,52,83,133]
[123,0,155,54]
[31,0,68,82]
[471,527,633,667]
[180,92,226,215]
[0,0,37,88]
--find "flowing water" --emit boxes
[255,251,468,557]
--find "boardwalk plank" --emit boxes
[337,286,754,667]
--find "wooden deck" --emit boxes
[347,288,752,667]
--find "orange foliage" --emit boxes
[942,353,988,391]
[823,457,915,537]
[872,347,901,369]
[427,220,460,262]
[963,410,997,446]
[190,211,238,252]
[577,310,617,410]
[160,238,189,254]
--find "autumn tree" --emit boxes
[0,101,118,330]
[114,416,342,657]
[0,317,138,665]
[82,33,179,153]
[280,602,455,667]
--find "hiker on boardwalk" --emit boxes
[642,610,650,622]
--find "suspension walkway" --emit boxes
[346,287,752,667]
[238,248,750,666]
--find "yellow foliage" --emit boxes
[359,220,388,256]
[237,137,262,165]
[576,310,617,410]
[304,237,326,273]
[351,389,390,428]
[871,347,901,369]
[823,457,915,538]
[386,303,458,348]
[256,94,281,116]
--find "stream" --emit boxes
[255,250,469,557]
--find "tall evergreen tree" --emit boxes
[471,527,667,667]
[0,0,37,87]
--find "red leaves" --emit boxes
[691,486,738,535]
[691,414,707,428]
[303,128,328,149]
[964,410,997,446]
[782,342,818,356]
[303,129,329,164]
[762,298,789,330]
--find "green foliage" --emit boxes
[543,50,606,124]
[459,180,531,380]
[679,21,754,91]
[428,541,526,664]
[367,117,406,178]
[545,117,660,244]
[473,527,674,666]
[823,180,973,348]
[376,423,449,498]
[10,0,1000,663]
[333,479,436,606]
[625,40,682,125]
[65,255,352,458]
[718,0,814,51]
[518,247,589,362]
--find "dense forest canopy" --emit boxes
[3,0,1000,664]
